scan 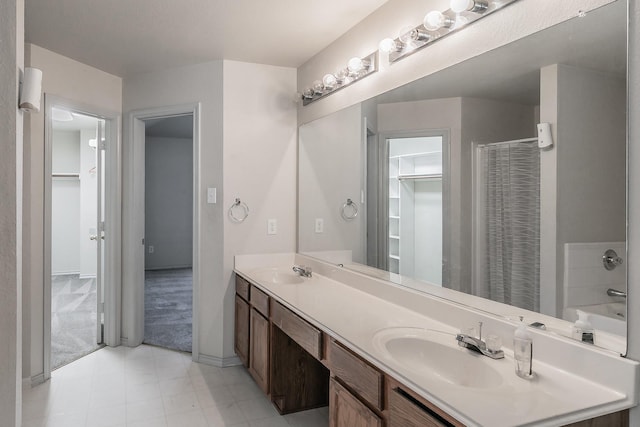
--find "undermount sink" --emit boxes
[372,327,503,389]
[251,267,305,285]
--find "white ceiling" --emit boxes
[25,0,390,77]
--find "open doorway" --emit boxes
[142,115,194,353]
[381,133,450,287]
[49,108,105,369]
[44,97,121,377]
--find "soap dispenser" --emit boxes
[514,316,533,379]
[572,310,595,344]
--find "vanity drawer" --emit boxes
[250,286,270,317]
[271,301,322,360]
[236,274,250,301]
[388,387,454,427]
[329,339,383,411]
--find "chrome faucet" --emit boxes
[607,288,627,298]
[292,265,312,278]
[456,322,504,359]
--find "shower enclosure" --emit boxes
[473,139,541,312]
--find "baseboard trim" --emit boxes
[196,353,242,368]
[31,373,46,387]
[145,265,193,271]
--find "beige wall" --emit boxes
[1,0,23,424]
[554,64,626,315]
[123,60,296,363]
[23,44,122,382]
[122,60,225,359]
[297,0,614,125]
[299,103,364,263]
[222,60,298,359]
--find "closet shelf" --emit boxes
[389,255,400,260]
[397,173,442,181]
[52,172,80,178]
[389,235,400,240]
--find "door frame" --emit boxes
[125,103,201,360]
[376,129,451,286]
[43,95,122,379]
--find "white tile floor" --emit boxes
[22,345,329,427]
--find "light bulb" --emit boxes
[322,74,338,90]
[347,57,364,73]
[312,80,324,94]
[398,26,415,44]
[424,11,454,31]
[379,38,403,53]
[450,0,488,13]
[302,88,314,99]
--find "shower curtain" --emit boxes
[478,142,540,312]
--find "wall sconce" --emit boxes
[301,51,378,106]
[19,67,43,112]
[381,0,519,64]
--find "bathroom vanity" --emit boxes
[234,253,637,427]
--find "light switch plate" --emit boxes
[315,218,324,233]
[267,219,277,235]
[207,187,217,204]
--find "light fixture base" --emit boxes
[388,0,519,64]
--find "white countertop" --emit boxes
[234,253,638,427]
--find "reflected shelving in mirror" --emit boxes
[297,0,628,354]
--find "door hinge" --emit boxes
[99,139,106,150]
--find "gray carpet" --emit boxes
[51,274,101,370]
[144,268,193,353]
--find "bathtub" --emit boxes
[564,302,626,337]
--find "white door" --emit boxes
[45,96,121,377]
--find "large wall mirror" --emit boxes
[298,0,627,353]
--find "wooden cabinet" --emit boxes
[329,340,383,411]
[329,378,382,427]
[234,294,250,368]
[234,273,630,427]
[270,300,329,414]
[562,410,629,427]
[271,301,322,360]
[388,387,453,427]
[249,308,270,393]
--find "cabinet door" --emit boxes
[249,308,270,394]
[330,378,382,427]
[234,295,250,368]
[388,387,451,427]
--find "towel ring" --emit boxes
[229,198,249,223]
[341,198,358,221]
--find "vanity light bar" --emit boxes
[383,0,520,63]
[301,51,378,106]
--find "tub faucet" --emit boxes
[292,265,312,278]
[607,288,627,298]
[456,322,504,359]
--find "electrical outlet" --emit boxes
[315,218,324,233]
[148,245,154,254]
[267,219,277,235]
